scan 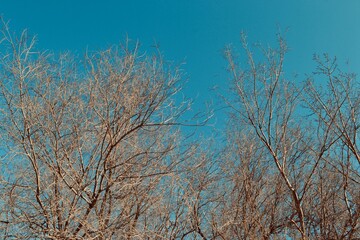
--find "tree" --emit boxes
[0,19,359,240]
[224,33,360,239]
[0,20,192,239]
[215,130,289,239]
[303,54,360,239]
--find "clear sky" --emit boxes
[1,0,360,134]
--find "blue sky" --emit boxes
[1,0,360,134]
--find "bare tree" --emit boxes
[0,21,193,239]
[0,20,359,240]
[303,54,360,239]
[224,33,360,239]
[214,129,289,240]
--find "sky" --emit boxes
[1,0,360,135]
